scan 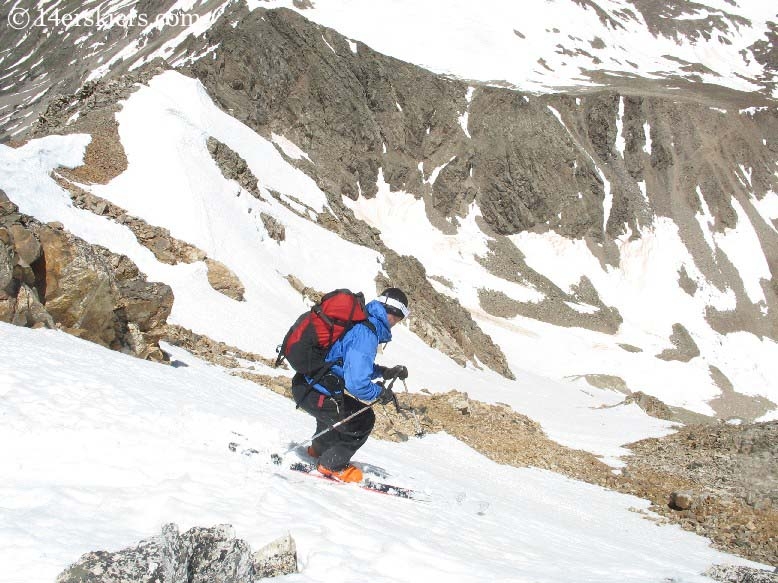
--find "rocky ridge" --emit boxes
[178,6,778,388]
[0,189,173,361]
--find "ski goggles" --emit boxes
[376,295,410,319]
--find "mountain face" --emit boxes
[3,1,778,577]
[1,0,777,420]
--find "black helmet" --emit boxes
[377,287,410,319]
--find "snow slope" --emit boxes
[0,70,678,466]
[346,174,778,420]
[0,322,766,582]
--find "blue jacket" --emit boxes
[307,300,392,401]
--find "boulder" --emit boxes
[253,533,297,578]
[8,224,41,266]
[206,259,246,302]
[56,524,297,582]
[669,490,695,511]
[705,564,778,583]
[0,200,173,361]
[260,212,285,243]
[35,225,118,345]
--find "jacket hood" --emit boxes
[366,299,393,344]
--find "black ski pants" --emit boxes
[292,373,375,471]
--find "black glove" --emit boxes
[376,382,396,405]
[382,365,408,381]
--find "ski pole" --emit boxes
[271,403,377,465]
[399,379,425,438]
[271,378,396,465]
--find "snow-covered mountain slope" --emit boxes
[1,0,777,425]
[0,70,677,465]
[1,2,777,578]
[2,0,776,140]
[345,175,778,421]
[253,0,778,96]
[0,321,767,583]
[172,5,777,422]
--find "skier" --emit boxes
[291,288,410,482]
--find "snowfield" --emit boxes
[0,323,766,582]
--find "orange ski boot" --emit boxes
[317,464,363,483]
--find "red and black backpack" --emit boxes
[275,289,376,384]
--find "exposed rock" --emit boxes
[749,21,778,98]
[8,224,41,266]
[253,533,297,578]
[30,63,170,144]
[625,0,750,45]
[233,370,293,399]
[428,274,454,289]
[206,259,246,302]
[56,523,297,582]
[380,253,514,378]
[582,374,629,393]
[624,421,778,565]
[370,389,616,482]
[479,286,622,335]
[477,237,623,334]
[207,137,263,200]
[284,275,323,304]
[708,365,777,423]
[0,202,172,361]
[618,343,643,353]
[705,564,778,583]
[261,212,286,242]
[624,391,674,420]
[669,490,695,510]
[0,188,13,206]
[55,172,206,266]
[163,324,276,370]
[656,323,700,362]
[447,393,471,415]
[678,266,698,296]
[0,281,54,329]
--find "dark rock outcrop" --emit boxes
[207,137,263,200]
[379,252,514,379]
[656,323,700,362]
[56,524,297,582]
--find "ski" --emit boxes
[287,461,422,500]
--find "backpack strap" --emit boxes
[294,360,338,409]
[293,319,377,410]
